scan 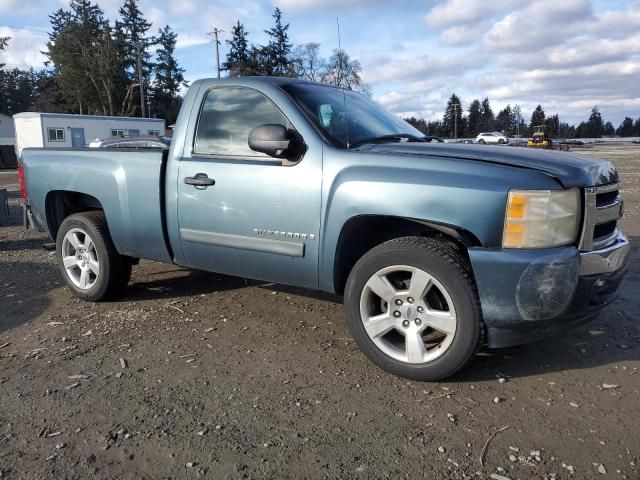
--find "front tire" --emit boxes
[344,237,482,381]
[56,211,131,301]
[478,139,485,144]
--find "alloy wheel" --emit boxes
[359,265,457,364]
[61,228,100,290]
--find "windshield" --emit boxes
[281,83,423,149]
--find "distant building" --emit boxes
[13,112,165,156]
[0,113,17,168]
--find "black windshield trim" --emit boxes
[349,134,427,149]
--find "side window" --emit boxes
[48,128,65,142]
[194,87,288,157]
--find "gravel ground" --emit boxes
[1,144,639,479]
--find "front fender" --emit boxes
[318,150,560,292]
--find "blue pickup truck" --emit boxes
[19,77,629,380]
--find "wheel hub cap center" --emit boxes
[400,304,414,319]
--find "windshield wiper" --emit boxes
[349,134,426,149]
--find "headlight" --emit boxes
[503,189,581,248]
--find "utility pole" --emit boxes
[452,103,460,139]
[136,42,146,118]
[208,28,223,78]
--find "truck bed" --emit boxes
[21,148,172,263]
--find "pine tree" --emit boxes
[152,25,186,123]
[48,8,72,40]
[264,7,292,76]
[0,36,8,70]
[587,106,603,137]
[70,0,104,30]
[117,0,154,80]
[603,121,615,137]
[466,99,481,136]
[0,68,48,115]
[404,117,428,134]
[224,21,253,76]
[576,121,589,138]
[543,113,560,138]
[496,105,514,135]
[616,116,634,136]
[479,97,494,132]
[529,105,545,131]
[46,0,112,114]
[442,94,463,138]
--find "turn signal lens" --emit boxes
[503,189,581,249]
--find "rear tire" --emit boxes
[56,211,131,302]
[344,237,482,381]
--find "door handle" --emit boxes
[184,173,216,187]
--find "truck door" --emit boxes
[176,86,322,289]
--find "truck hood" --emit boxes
[360,143,618,188]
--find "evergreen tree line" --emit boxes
[1,4,369,124]
[0,0,186,123]
[223,9,369,94]
[406,94,640,139]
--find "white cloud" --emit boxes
[175,33,211,49]
[0,26,47,69]
[483,0,591,51]
[0,0,66,14]
[439,23,485,46]
[425,0,525,28]
[273,0,386,10]
[391,0,638,124]
[362,50,487,84]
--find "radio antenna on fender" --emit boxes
[336,17,350,149]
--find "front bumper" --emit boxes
[469,231,630,348]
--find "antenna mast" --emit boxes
[337,17,350,149]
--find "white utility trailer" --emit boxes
[13,112,165,156]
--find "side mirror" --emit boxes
[248,124,302,159]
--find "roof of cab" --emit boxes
[192,76,337,90]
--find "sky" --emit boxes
[1,0,639,125]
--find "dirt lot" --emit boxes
[1,144,639,479]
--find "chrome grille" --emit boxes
[578,183,624,251]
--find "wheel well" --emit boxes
[45,191,104,239]
[333,215,480,295]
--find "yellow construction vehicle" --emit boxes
[527,125,570,151]
[528,125,552,149]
